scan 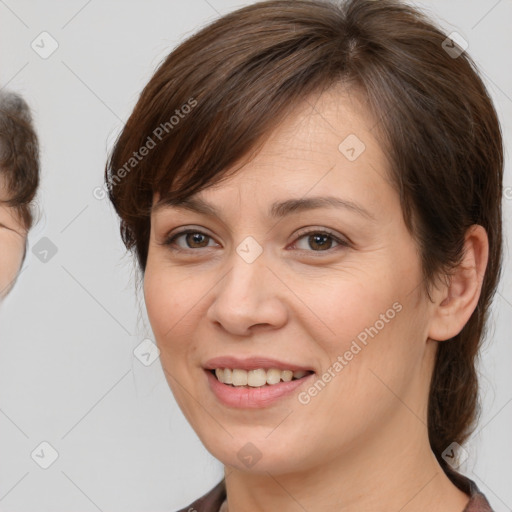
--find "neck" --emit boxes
[222,413,470,512]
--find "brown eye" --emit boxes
[164,229,216,251]
[163,228,349,255]
[292,230,349,253]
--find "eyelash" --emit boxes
[162,228,350,256]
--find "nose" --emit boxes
[206,246,288,336]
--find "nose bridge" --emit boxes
[221,235,268,304]
[207,235,286,333]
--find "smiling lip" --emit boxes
[203,356,316,408]
[205,369,315,408]
[203,356,314,372]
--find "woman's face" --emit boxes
[144,87,438,475]
[0,189,26,299]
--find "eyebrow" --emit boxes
[153,195,376,221]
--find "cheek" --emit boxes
[303,255,426,398]
[296,264,404,353]
[144,266,182,342]
[0,234,25,295]
[143,258,205,361]
[325,245,423,354]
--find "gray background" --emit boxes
[0,0,510,511]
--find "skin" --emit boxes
[0,189,27,299]
[144,85,488,512]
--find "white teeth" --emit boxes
[292,370,308,379]
[281,370,293,382]
[223,368,233,384]
[232,369,248,386]
[247,369,267,387]
[213,368,312,387]
[266,368,282,385]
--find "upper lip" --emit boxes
[203,356,315,372]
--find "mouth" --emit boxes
[205,367,316,408]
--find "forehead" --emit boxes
[153,86,396,220]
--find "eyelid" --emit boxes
[289,227,350,254]
[293,226,350,245]
[162,225,350,254]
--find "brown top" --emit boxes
[175,468,494,512]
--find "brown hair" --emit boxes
[0,90,40,231]
[105,0,504,472]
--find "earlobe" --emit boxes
[427,224,489,342]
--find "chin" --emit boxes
[200,432,310,476]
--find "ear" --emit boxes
[427,224,489,342]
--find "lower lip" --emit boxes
[205,369,315,409]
